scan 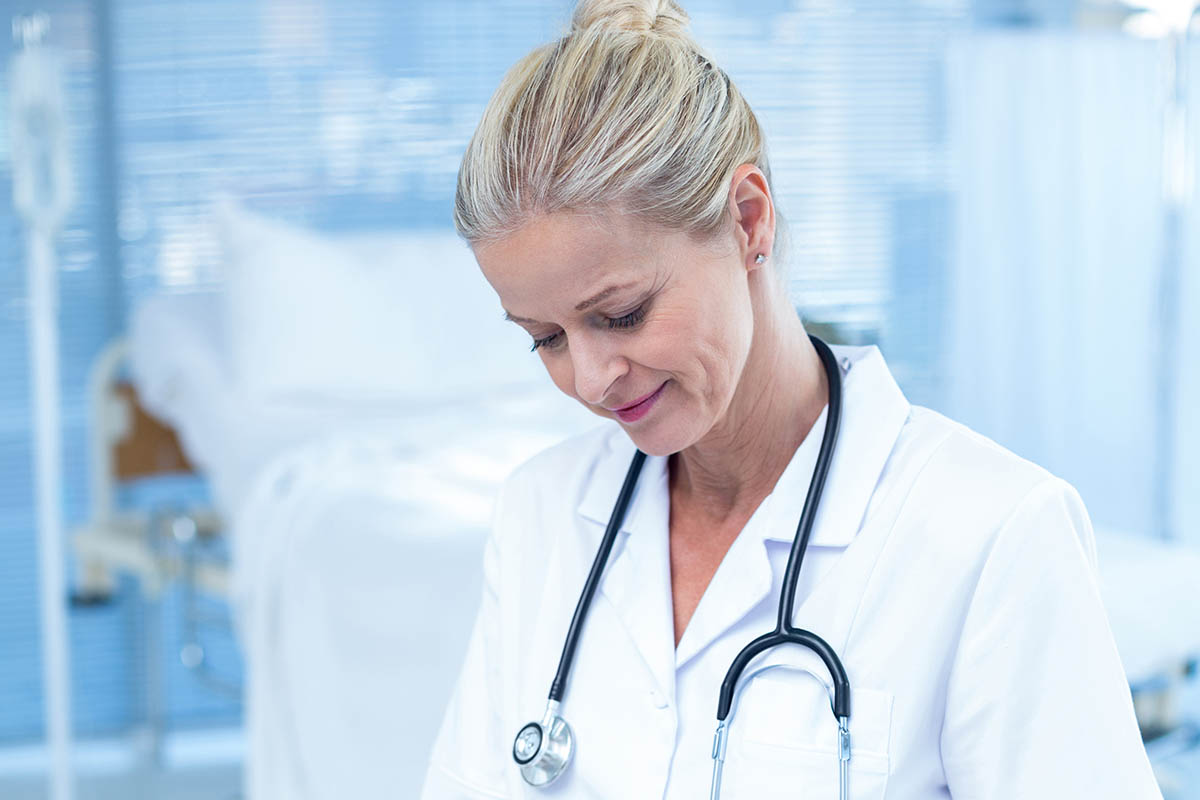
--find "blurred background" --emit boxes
[2,0,1199,798]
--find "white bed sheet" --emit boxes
[232,419,616,800]
[127,290,597,519]
[128,287,605,799]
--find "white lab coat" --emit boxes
[421,344,1161,799]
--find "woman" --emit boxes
[422,1,1161,798]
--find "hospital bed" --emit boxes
[71,337,226,601]
[98,200,1200,798]
[113,201,599,798]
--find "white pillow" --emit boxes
[216,199,545,404]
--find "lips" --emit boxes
[609,381,667,423]
[609,383,666,412]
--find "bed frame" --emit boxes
[71,338,226,600]
[70,337,239,762]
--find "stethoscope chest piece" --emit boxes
[514,701,574,786]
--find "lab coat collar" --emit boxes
[575,343,911,551]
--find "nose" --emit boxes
[569,331,626,407]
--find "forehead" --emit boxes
[473,212,652,291]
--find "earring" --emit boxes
[754,253,766,264]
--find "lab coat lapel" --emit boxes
[766,344,912,552]
[577,434,676,701]
[778,345,911,640]
[758,344,909,543]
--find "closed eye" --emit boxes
[529,303,648,352]
[607,304,645,330]
[530,331,562,352]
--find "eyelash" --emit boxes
[530,305,647,352]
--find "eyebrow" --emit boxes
[503,282,638,325]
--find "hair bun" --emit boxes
[570,0,691,36]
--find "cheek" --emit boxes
[681,305,752,402]
[644,306,703,364]
[655,303,740,372]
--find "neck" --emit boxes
[669,277,828,524]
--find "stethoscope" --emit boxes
[512,334,851,799]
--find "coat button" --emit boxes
[649,689,669,709]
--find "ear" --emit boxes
[727,163,775,271]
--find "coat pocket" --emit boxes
[721,671,892,799]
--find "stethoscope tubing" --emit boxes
[519,334,851,794]
[547,448,647,703]
[717,335,850,721]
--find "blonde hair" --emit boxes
[454,0,789,279]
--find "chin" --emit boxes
[620,420,696,458]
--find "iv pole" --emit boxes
[10,13,76,800]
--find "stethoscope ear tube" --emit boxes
[710,662,852,800]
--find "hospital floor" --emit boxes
[0,763,242,800]
[4,758,1200,798]
[3,719,1200,799]
[0,726,244,800]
